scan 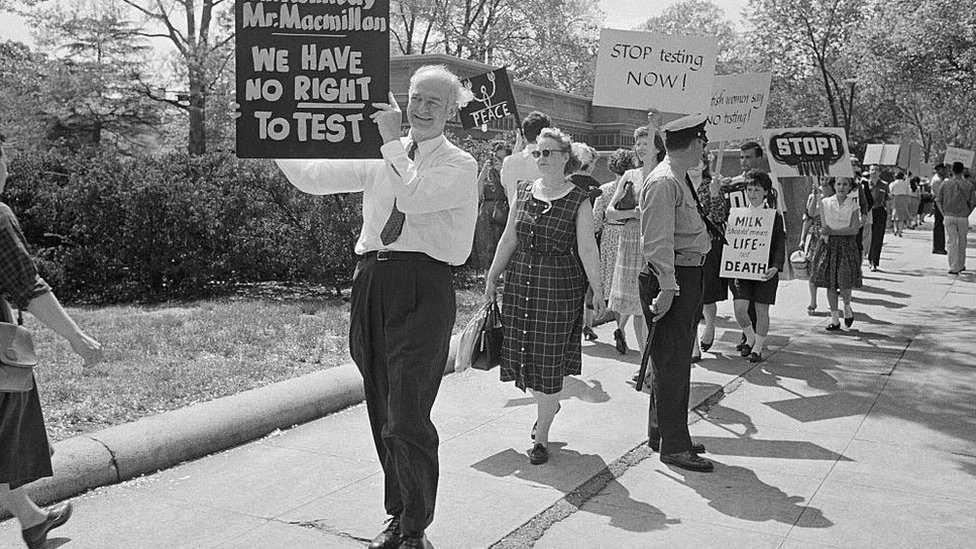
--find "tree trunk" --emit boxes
[188,66,207,155]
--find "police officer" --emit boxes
[638,113,714,472]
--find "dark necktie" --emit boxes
[379,140,417,245]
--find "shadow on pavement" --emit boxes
[502,377,612,408]
[655,463,832,528]
[471,444,676,533]
[858,284,912,299]
[691,436,852,461]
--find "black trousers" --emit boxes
[639,264,703,455]
[933,206,946,253]
[349,256,455,533]
[868,208,887,266]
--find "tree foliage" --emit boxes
[638,0,754,75]
[389,0,603,96]
[22,2,164,151]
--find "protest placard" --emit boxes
[762,127,855,179]
[592,29,717,114]
[720,208,777,281]
[707,73,771,142]
[458,68,520,131]
[235,0,389,158]
[943,146,975,168]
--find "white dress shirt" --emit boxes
[822,195,859,230]
[276,132,479,266]
[501,143,541,205]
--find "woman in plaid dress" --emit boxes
[485,128,606,466]
[811,177,863,331]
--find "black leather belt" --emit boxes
[362,250,445,264]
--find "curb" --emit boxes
[20,335,461,509]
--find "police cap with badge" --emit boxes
[661,113,709,145]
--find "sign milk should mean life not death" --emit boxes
[720,208,777,281]
[235,0,390,158]
[592,29,717,114]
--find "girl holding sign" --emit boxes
[730,171,786,363]
[810,177,864,331]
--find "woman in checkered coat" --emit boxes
[485,127,606,466]
[0,140,103,548]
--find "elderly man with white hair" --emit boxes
[276,65,478,549]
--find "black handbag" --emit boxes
[491,200,509,226]
[0,301,36,393]
[614,180,638,210]
[471,298,503,370]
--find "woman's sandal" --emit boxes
[807,305,817,316]
[825,322,841,331]
[700,337,713,352]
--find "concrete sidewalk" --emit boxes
[2,220,974,548]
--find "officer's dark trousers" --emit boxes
[933,206,946,253]
[869,208,887,266]
[350,256,455,534]
[639,264,703,455]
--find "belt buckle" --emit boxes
[376,250,391,262]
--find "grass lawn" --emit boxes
[31,286,487,442]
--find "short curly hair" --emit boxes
[537,127,580,175]
[633,125,666,163]
[607,148,636,176]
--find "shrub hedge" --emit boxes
[4,132,499,303]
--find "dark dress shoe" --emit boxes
[397,532,430,549]
[648,439,705,454]
[582,326,598,340]
[844,315,855,328]
[661,451,714,472]
[825,322,841,331]
[613,328,628,354]
[748,352,762,363]
[739,344,752,357]
[735,334,747,351]
[22,503,73,549]
[700,338,713,352]
[529,443,549,465]
[369,516,401,549]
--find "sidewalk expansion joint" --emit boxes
[85,435,121,482]
[488,372,734,547]
[488,440,657,549]
[281,518,371,543]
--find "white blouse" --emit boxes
[822,195,859,230]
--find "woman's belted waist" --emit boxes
[515,247,574,258]
[674,251,706,267]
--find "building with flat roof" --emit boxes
[391,54,650,150]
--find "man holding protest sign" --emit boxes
[638,114,714,473]
[276,65,478,549]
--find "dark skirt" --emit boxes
[0,378,53,489]
[811,235,863,290]
[702,238,728,304]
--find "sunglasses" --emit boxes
[531,148,565,158]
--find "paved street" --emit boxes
[2,218,974,549]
